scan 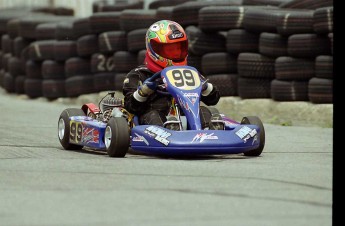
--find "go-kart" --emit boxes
[58,65,265,157]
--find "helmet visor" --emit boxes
[150,40,188,62]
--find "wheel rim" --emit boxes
[105,126,112,149]
[58,118,65,140]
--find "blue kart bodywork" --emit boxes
[59,66,264,157]
[67,115,261,156]
[67,116,107,149]
[130,123,260,155]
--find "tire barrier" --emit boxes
[315,55,332,79]
[259,32,288,57]
[66,57,92,77]
[226,29,260,54]
[0,1,333,104]
[201,52,237,75]
[35,23,58,40]
[89,12,121,34]
[91,53,115,73]
[271,79,309,101]
[275,56,314,80]
[55,20,77,41]
[275,10,314,36]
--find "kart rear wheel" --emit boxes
[105,117,129,157]
[58,108,85,150]
[241,116,265,156]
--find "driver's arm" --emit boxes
[201,84,220,106]
[122,69,148,115]
[199,74,221,106]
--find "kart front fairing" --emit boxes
[129,66,262,155]
[131,124,261,155]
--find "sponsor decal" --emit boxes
[178,96,190,111]
[144,126,171,146]
[82,126,99,144]
[236,126,257,143]
[252,134,258,145]
[191,133,218,143]
[170,32,183,39]
[132,133,149,145]
[183,92,198,105]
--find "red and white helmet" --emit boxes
[145,20,188,72]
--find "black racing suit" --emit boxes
[122,65,221,127]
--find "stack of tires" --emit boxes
[195,0,333,103]
[0,0,333,104]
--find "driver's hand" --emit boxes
[138,78,157,97]
[201,80,209,92]
[201,80,213,96]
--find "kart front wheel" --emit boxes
[241,116,265,157]
[104,117,130,157]
[58,108,85,150]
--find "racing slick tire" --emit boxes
[241,116,265,156]
[105,117,130,157]
[58,108,85,150]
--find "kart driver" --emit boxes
[122,20,221,130]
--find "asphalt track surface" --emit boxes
[0,88,333,226]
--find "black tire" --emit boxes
[270,79,309,101]
[237,53,275,79]
[241,116,265,156]
[98,31,127,54]
[259,32,288,57]
[207,74,238,97]
[55,20,77,41]
[156,6,174,21]
[24,78,43,98]
[42,79,66,99]
[279,0,332,10]
[287,34,331,58]
[201,52,237,75]
[119,9,157,32]
[308,77,333,104]
[113,51,138,73]
[35,23,57,40]
[54,40,78,61]
[185,26,226,56]
[104,117,129,157]
[89,11,121,34]
[28,40,56,61]
[72,17,91,39]
[65,75,95,97]
[238,77,272,99]
[65,57,92,77]
[127,29,146,53]
[58,108,85,150]
[77,34,99,57]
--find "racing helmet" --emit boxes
[145,20,188,72]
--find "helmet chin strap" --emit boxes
[144,52,164,73]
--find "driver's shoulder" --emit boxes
[133,65,154,79]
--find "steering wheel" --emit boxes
[148,71,170,96]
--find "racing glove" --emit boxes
[138,78,157,97]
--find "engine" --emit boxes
[99,92,123,122]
